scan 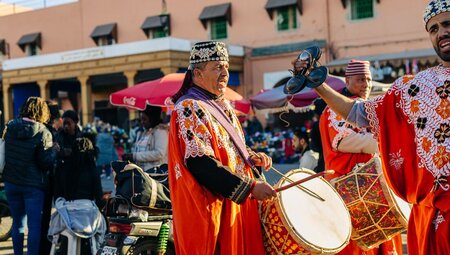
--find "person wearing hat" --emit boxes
[168,41,276,255]
[319,60,403,255]
[293,1,450,254]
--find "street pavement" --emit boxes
[0,163,407,254]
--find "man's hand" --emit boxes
[250,152,272,171]
[251,181,276,201]
[291,58,309,73]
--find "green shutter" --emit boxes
[277,6,297,31]
[277,7,289,31]
[211,17,227,40]
[152,27,168,38]
[351,0,374,20]
[291,6,297,29]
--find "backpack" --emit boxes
[111,161,171,211]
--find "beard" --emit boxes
[434,44,450,62]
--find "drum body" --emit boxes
[331,157,411,250]
[260,169,351,255]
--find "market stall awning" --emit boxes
[250,75,347,112]
[327,48,438,73]
[110,73,251,115]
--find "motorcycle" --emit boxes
[0,183,12,241]
[97,162,174,255]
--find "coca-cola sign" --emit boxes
[123,96,136,106]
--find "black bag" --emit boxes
[145,164,169,186]
[111,161,171,210]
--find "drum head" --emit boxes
[278,169,351,252]
[391,191,411,222]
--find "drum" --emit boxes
[331,156,411,250]
[260,169,351,255]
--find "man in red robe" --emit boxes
[168,41,276,255]
[320,60,403,255]
[293,1,450,254]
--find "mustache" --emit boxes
[219,75,228,82]
[438,35,450,43]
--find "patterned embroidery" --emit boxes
[230,176,253,203]
[432,211,446,231]
[175,99,246,176]
[364,95,383,139]
[434,123,450,143]
[327,109,355,150]
[408,84,420,97]
[416,117,427,129]
[176,100,215,159]
[174,163,182,180]
[376,67,450,188]
[433,176,449,191]
[389,150,404,170]
[436,80,450,98]
[436,100,450,119]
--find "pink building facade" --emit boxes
[0,0,436,126]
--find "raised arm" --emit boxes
[291,58,356,119]
[314,83,356,119]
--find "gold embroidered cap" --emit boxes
[189,41,229,64]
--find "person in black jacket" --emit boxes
[53,137,104,254]
[39,100,63,255]
[2,97,57,255]
[55,110,82,181]
[54,137,104,209]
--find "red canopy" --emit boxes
[110,73,250,114]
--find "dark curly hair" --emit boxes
[20,97,50,124]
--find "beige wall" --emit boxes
[0,0,436,93]
[0,0,329,58]
[328,0,430,59]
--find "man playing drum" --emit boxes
[293,1,450,254]
[168,41,276,255]
[319,60,403,255]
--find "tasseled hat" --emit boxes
[345,59,372,77]
[424,0,450,28]
[171,41,229,103]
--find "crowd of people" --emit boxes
[0,1,449,255]
[0,97,169,255]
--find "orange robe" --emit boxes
[363,67,450,255]
[320,103,403,255]
[168,98,265,255]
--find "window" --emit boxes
[141,14,170,39]
[0,39,7,57]
[351,0,374,20]
[96,37,115,46]
[90,23,117,46]
[210,17,227,40]
[26,44,39,56]
[17,32,41,55]
[150,27,168,39]
[277,6,297,31]
[199,3,231,38]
